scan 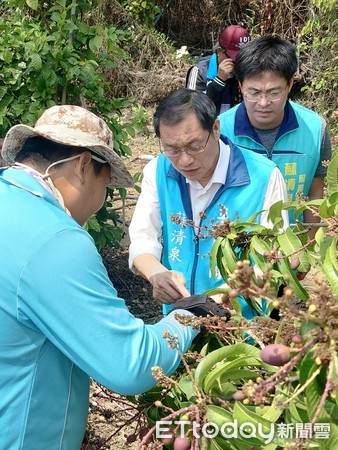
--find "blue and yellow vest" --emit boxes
[218,101,322,224]
[156,138,276,317]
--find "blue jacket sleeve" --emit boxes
[17,228,198,395]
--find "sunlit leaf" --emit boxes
[326,152,338,197]
[194,344,261,388]
[267,200,284,227]
[26,0,38,10]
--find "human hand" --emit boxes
[209,283,232,307]
[290,257,308,280]
[217,58,235,81]
[170,294,232,320]
[149,271,190,304]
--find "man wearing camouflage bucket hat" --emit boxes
[0,105,230,449]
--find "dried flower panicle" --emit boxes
[162,330,180,350]
[151,366,175,388]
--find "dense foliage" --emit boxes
[0,0,149,247]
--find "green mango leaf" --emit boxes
[209,438,232,450]
[299,350,317,385]
[235,223,266,234]
[250,235,271,256]
[206,404,234,425]
[326,152,338,197]
[210,237,223,277]
[194,344,261,388]
[328,236,338,272]
[245,210,265,223]
[249,243,270,273]
[318,198,332,218]
[262,394,286,422]
[221,238,238,273]
[204,355,262,393]
[306,376,324,419]
[315,225,327,245]
[277,227,302,255]
[214,382,238,397]
[288,401,307,423]
[325,422,338,450]
[292,205,307,220]
[178,376,198,401]
[321,246,338,296]
[328,191,338,206]
[233,402,275,445]
[267,200,285,227]
[217,248,230,281]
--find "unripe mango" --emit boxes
[232,390,245,401]
[261,344,291,366]
[161,434,174,445]
[174,436,191,450]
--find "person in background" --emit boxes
[218,36,332,233]
[186,25,250,115]
[0,105,229,449]
[129,88,288,318]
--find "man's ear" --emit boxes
[213,118,221,138]
[74,151,92,184]
[287,75,295,94]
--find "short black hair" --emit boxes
[153,88,217,136]
[235,36,298,84]
[15,136,108,175]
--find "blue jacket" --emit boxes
[218,101,323,223]
[156,138,276,317]
[0,167,197,450]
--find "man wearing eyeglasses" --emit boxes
[186,25,250,115]
[218,36,332,231]
[129,88,288,317]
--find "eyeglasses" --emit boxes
[243,89,287,103]
[160,131,212,158]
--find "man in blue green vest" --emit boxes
[129,88,288,317]
[218,36,332,232]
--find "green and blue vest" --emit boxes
[219,101,322,224]
[156,138,276,318]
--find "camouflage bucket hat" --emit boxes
[1,105,134,188]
